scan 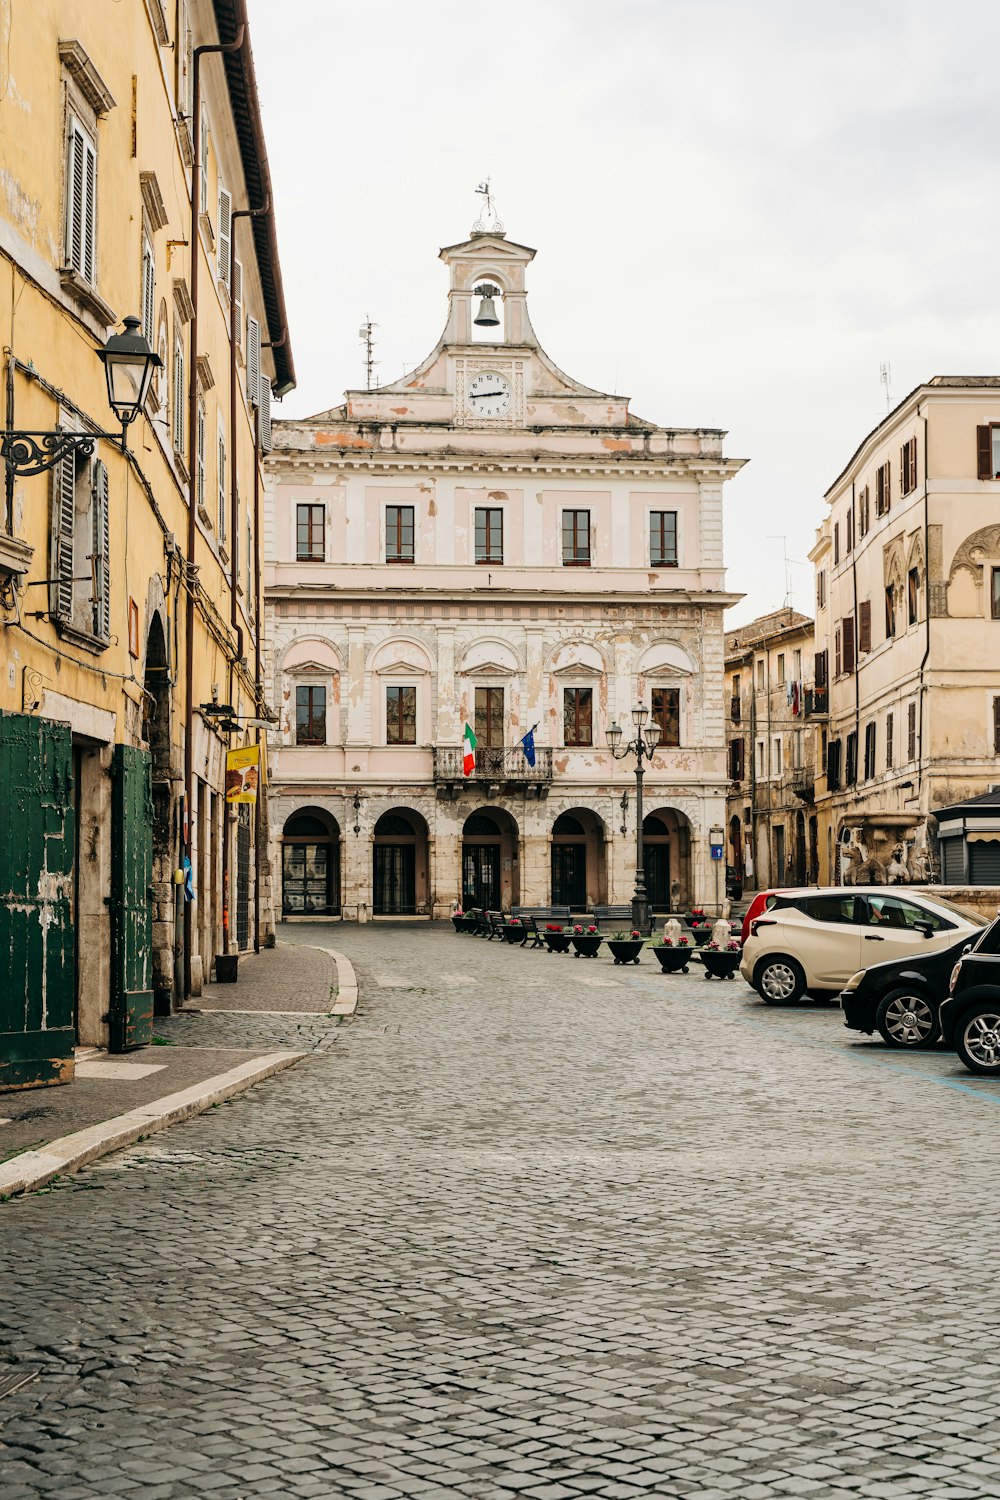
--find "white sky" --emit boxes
[246,0,1000,626]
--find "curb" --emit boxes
[300,943,359,1015]
[0,1050,305,1200]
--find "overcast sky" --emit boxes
[246,0,1000,626]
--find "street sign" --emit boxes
[710,843,724,861]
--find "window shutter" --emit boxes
[232,258,242,347]
[217,186,232,288]
[246,316,260,405]
[842,616,856,673]
[196,401,205,509]
[994,697,1000,755]
[173,342,185,453]
[92,460,110,639]
[217,432,226,538]
[199,111,209,214]
[814,649,828,689]
[51,454,76,621]
[859,600,871,653]
[142,239,155,344]
[259,377,272,453]
[82,133,96,284]
[978,425,993,480]
[834,628,841,678]
[66,121,96,282]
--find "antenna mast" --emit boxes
[359,315,378,392]
[767,535,793,608]
[880,361,892,413]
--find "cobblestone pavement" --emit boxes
[3,922,1000,1499]
[196,940,340,1013]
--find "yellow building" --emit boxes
[0,0,294,1089]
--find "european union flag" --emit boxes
[520,728,536,768]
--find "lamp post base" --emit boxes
[631,894,650,936]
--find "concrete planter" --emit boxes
[607,939,643,965]
[652,945,691,974]
[571,935,603,958]
[543,932,572,953]
[698,949,741,980]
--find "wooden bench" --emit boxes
[510,905,572,949]
[485,910,506,939]
[593,904,634,932]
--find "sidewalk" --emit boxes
[0,940,358,1198]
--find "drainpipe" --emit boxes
[918,406,931,822]
[184,26,246,998]
[850,480,860,790]
[253,399,262,952]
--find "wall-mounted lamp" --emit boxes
[352,792,363,836]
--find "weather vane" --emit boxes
[471,178,505,237]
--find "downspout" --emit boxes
[851,480,860,787]
[184,26,246,998]
[253,399,262,952]
[918,406,931,829]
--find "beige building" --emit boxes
[264,220,745,920]
[0,1,293,1088]
[810,377,1000,889]
[724,609,821,892]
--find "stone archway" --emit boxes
[643,806,693,910]
[551,808,607,911]
[281,807,341,916]
[461,807,520,910]
[373,808,430,916]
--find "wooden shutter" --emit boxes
[196,400,205,509]
[859,600,871,653]
[994,697,1000,755]
[246,316,260,405]
[842,616,856,673]
[834,628,841,678]
[978,425,993,479]
[217,431,226,538]
[908,701,917,760]
[142,238,155,343]
[260,377,272,454]
[92,460,110,639]
[217,186,232,288]
[232,258,242,347]
[66,120,96,282]
[814,649,828,688]
[51,453,76,621]
[172,341,185,452]
[833,522,840,565]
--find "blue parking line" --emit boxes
[628,972,1000,1105]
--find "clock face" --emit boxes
[468,370,512,418]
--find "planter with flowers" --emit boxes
[607,930,644,965]
[502,917,524,944]
[452,909,476,933]
[652,936,692,974]
[571,924,603,958]
[543,923,572,954]
[697,939,743,980]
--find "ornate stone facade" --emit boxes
[264,225,744,918]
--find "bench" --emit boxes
[485,910,506,940]
[510,905,572,949]
[593,904,635,933]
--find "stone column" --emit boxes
[346,628,367,746]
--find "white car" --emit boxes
[740,886,985,1004]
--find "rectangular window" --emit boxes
[776,653,785,686]
[563,687,593,746]
[976,423,1000,480]
[474,506,503,564]
[834,627,842,678]
[474,686,504,748]
[992,567,1000,620]
[842,615,856,673]
[994,696,1000,754]
[908,568,920,626]
[817,569,826,609]
[195,398,205,511]
[386,504,415,563]
[827,739,842,792]
[729,738,745,781]
[907,701,917,761]
[386,685,417,745]
[757,659,765,691]
[173,337,186,454]
[864,721,876,780]
[296,504,325,562]
[845,730,858,786]
[792,648,802,679]
[755,740,765,779]
[845,509,854,553]
[649,510,678,567]
[217,430,226,540]
[772,735,783,778]
[858,486,870,538]
[65,116,97,284]
[217,185,232,288]
[859,600,871,654]
[793,729,804,768]
[562,509,591,566]
[141,234,155,344]
[652,686,680,746]
[876,460,891,516]
[295,685,326,746]
[833,522,840,565]
[814,650,828,689]
[886,711,894,769]
[901,436,917,495]
[885,584,896,639]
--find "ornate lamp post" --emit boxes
[2,315,160,477]
[606,704,662,933]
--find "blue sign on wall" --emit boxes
[710,843,724,861]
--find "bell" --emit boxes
[473,287,500,327]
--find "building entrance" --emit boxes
[373,811,426,915]
[552,843,586,909]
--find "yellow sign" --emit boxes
[225,744,261,803]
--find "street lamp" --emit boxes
[606,705,662,933]
[1,315,160,478]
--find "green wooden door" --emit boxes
[0,711,76,1089]
[109,745,154,1051]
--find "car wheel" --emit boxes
[755,955,806,1005]
[955,1004,1000,1076]
[875,987,940,1049]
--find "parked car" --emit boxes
[839,930,983,1048]
[740,887,986,1005]
[939,919,1000,1075]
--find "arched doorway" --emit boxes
[643,814,672,910]
[143,613,174,1013]
[643,807,693,911]
[462,808,519,910]
[282,808,340,915]
[551,808,606,911]
[373,809,429,915]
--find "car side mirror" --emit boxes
[913,921,934,938]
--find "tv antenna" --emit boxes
[358,315,378,391]
[880,361,892,413]
[767,535,795,608]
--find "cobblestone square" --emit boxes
[3,923,1000,1498]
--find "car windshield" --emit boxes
[921,896,987,926]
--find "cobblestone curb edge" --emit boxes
[0,1051,306,1200]
[319,945,359,1015]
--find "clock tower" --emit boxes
[264,220,745,924]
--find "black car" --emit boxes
[939,919,1000,1075]
[840,921,998,1048]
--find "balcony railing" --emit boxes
[804,686,828,717]
[434,745,554,786]
[788,766,815,801]
[730,697,741,723]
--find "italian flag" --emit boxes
[462,722,477,775]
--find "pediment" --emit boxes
[439,234,536,263]
[374,658,429,678]
[461,659,517,678]
[551,659,604,679]
[288,658,339,677]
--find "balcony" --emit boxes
[804,686,828,718]
[729,697,741,723]
[434,745,554,798]
[788,766,815,802]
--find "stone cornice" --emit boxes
[266,586,743,609]
[266,452,744,481]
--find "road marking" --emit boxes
[75,1061,168,1080]
[375,975,414,988]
